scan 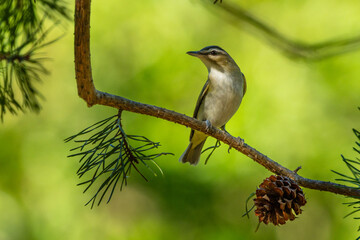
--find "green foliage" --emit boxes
[0,0,70,120]
[332,125,360,235]
[65,111,173,208]
[333,129,360,188]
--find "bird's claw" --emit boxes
[237,137,245,147]
[204,120,212,132]
[221,126,229,135]
[213,0,222,4]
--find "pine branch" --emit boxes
[65,110,172,207]
[0,23,52,120]
[0,0,70,120]
[74,0,360,199]
[333,128,360,233]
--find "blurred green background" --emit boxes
[1,0,360,239]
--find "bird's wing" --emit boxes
[242,73,247,96]
[190,79,210,140]
[193,79,209,119]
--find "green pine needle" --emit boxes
[333,125,360,233]
[0,0,70,120]
[202,139,221,165]
[242,192,256,218]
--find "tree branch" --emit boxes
[208,1,360,60]
[74,0,360,198]
[74,0,96,106]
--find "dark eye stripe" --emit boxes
[201,45,225,52]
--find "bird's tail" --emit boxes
[179,140,206,166]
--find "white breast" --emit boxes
[202,68,244,127]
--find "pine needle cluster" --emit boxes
[65,110,173,207]
[0,0,70,120]
[333,127,360,233]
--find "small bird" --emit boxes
[179,46,247,165]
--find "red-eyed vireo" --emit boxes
[179,46,247,165]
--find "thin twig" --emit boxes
[209,1,360,60]
[294,166,302,174]
[74,0,360,198]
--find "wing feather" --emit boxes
[190,80,210,140]
[193,80,209,118]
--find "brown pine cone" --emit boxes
[254,175,307,225]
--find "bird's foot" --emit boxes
[220,125,230,135]
[237,136,245,147]
[204,120,212,132]
[213,0,222,4]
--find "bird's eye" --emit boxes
[210,51,218,55]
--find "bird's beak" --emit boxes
[186,51,202,57]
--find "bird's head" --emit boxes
[187,46,238,72]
